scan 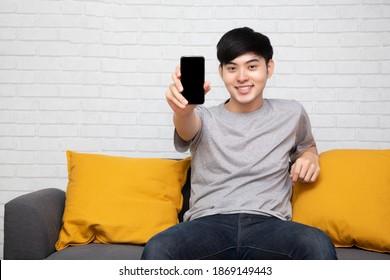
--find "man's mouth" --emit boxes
[235,85,254,94]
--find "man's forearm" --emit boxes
[291,145,318,163]
[301,145,319,158]
[173,111,201,142]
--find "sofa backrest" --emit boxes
[178,168,191,222]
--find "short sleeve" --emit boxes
[290,105,316,161]
[174,129,192,153]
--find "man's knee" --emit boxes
[298,227,337,260]
[141,233,175,260]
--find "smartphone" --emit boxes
[180,56,205,104]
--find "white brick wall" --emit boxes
[1,0,389,259]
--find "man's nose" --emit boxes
[237,69,248,82]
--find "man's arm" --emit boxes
[290,145,320,184]
[166,65,210,142]
[173,110,201,142]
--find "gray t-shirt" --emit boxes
[174,98,315,222]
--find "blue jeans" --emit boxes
[141,213,337,260]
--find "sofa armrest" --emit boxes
[4,188,66,259]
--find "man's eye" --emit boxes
[227,67,236,72]
[249,65,257,70]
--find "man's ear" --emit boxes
[267,59,274,78]
[218,64,223,78]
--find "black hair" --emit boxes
[217,27,273,65]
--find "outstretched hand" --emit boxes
[166,65,211,116]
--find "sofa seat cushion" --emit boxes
[47,244,390,260]
[335,248,390,260]
[47,244,144,260]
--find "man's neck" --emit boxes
[224,98,264,113]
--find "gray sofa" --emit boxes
[4,169,390,260]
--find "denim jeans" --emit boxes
[141,213,337,260]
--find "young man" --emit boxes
[142,27,337,260]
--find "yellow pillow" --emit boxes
[55,151,191,251]
[292,149,390,253]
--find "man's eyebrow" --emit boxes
[225,58,261,65]
[225,61,237,66]
[245,58,261,64]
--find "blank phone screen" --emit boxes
[180,56,205,104]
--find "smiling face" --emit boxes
[219,53,274,113]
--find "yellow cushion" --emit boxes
[55,151,191,251]
[292,149,390,253]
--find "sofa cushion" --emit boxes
[292,149,390,253]
[335,247,390,260]
[55,151,191,251]
[48,244,144,260]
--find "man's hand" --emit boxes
[166,65,210,116]
[290,147,320,184]
[166,65,211,142]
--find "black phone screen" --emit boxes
[180,56,205,104]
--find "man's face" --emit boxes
[219,53,274,113]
